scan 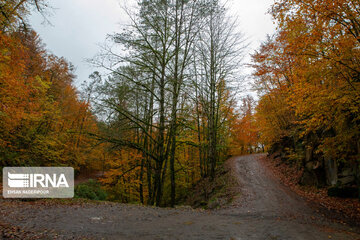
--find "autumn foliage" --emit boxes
[253,0,360,191]
[0,2,103,172]
[0,0,252,208]
[229,95,261,155]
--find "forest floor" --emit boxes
[1,154,360,239]
[262,153,360,224]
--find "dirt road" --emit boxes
[1,154,359,239]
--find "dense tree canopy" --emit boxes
[253,0,360,189]
[0,2,103,172]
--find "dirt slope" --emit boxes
[1,154,359,240]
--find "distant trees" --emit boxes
[230,95,260,155]
[91,0,245,206]
[193,1,246,178]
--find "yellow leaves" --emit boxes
[253,0,360,166]
[0,29,105,170]
[33,75,51,95]
[100,148,144,200]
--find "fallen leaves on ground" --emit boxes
[261,154,360,225]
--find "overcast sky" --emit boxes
[29,0,276,88]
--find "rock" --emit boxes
[305,147,313,162]
[305,161,321,171]
[324,156,337,186]
[305,162,314,171]
[273,152,281,159]
[280,151,287,160]
[328,186,359,198]
[339,168,354,177]
[338,176,355,185]
[300,170,318,186]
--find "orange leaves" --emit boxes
[100,149,145,202]
[228,96,260,155]
[0,32,35,143]
[254,0,360,173]
[0,29,104,170]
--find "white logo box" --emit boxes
[3,167,74,198]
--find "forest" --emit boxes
[253,0,360,194]
[0,0,260,208]
[0,0,359,211]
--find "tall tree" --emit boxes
[91,0,246,206]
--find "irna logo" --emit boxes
[3,167,74,198]
[8,172,69,188]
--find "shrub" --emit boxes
[74,179,107,200]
